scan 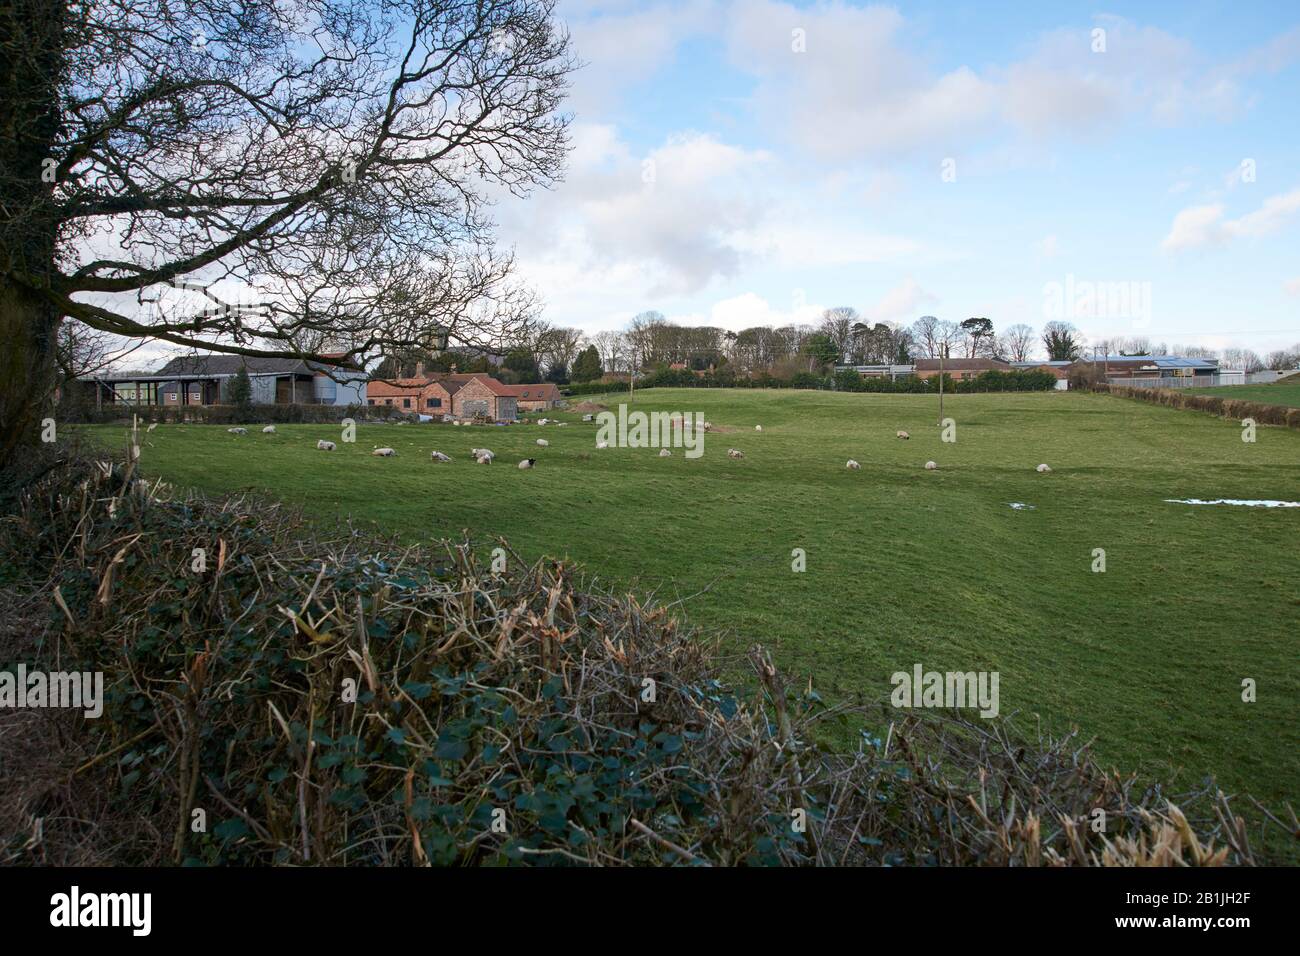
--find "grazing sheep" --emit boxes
[595,441,609,450]
[470,447,494,461]
[227,427,247,435]
[430,451,452,462]
[518,458,537,469]
[146,422,158,432]
[1036,463,1052,474]
[476,454,492,465]
[659,449,672,458]
[924,460,937,470]
[582,414,594,422]
[897,430,910,440]
[371,447,397,457]
[846,459,861,470]
[536,438,549,447]
[262,425,276,434]
[754,425,763,432]
[317,440,336,451]
[727,448,745,459]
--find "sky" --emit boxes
[489,0,1300,356]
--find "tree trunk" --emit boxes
[0,282,59,467]
[0,0,67,470]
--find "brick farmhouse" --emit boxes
[366,372,522,421]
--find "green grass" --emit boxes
[1185,378,1300,408]
[83,389,1300,804]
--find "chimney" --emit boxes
[415,361,425,378]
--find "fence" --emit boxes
[1110,375,1217,389]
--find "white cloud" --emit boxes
[1162,189,1300,250]
[863,278,938,324]
[1039,235,1059,258]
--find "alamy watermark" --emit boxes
[1043,273,1152,328]
[595,405,705,458]
[1,665,103,718]
[890,663,999,718]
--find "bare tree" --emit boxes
[1,0,575,464]
[1002,324,1036,362]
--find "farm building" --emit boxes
[500,382,560,411]
[913,358,1013,381]
[366,371,518,421]
[1075,355,1220,388]
[82,354,367,407]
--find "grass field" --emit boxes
[1184,378,1300,408]
[84,389,1300,804]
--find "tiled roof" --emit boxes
[155,355,313,376]
[500,383,559,400]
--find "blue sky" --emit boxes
[494,0,1300,355]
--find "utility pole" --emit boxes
[938,342,947,424]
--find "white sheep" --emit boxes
[430,450,452,462]
[846,459,860,470]
[659,449,672,458]
[536,438,549,447]
[470,447,494,461]
[262,425,276,434]
[924,460,937,470]
[754,425,763,432]
[582,414,594,422]
[595,441,609,450]
[146,422,158,432]
[476,454,492,465]
[317,440,336,451]
[897,430,910,440]
[1036,463,1052,474]
[371,447,397,457]
[227,427,247,435]
[727,448,745,459]
[518,458,537,469]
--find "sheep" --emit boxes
[262,425,276,434]
[924,460,937,470]
[754,425,763,432]
[1036,463,1052,474]
[518,458,537,469]
[846,459,861,470]
[582,414,594,422]
[317,440,336,451]
[595,440,609,450]
[146,422,158,432]
[470,448,494,461]
[536,438,549,447]
[704,421,713,431]
[897,430,910,440]
[659,449,672,458]
[371,447,397,457]
[727,448,745,459]
[227,427,247,435]
[430,451,452,462]
[476,454,492,465]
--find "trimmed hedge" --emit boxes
[1092,383,1300,429]
[57,401,405,426]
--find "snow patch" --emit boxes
[1164,499,1300,508]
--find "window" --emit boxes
[368,399,375,406]
[403,398,411,408]
[385,399,392,406]
[426,397,441,408]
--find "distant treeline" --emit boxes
[565,367,1060,396]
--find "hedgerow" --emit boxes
[0,447,1292,866]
